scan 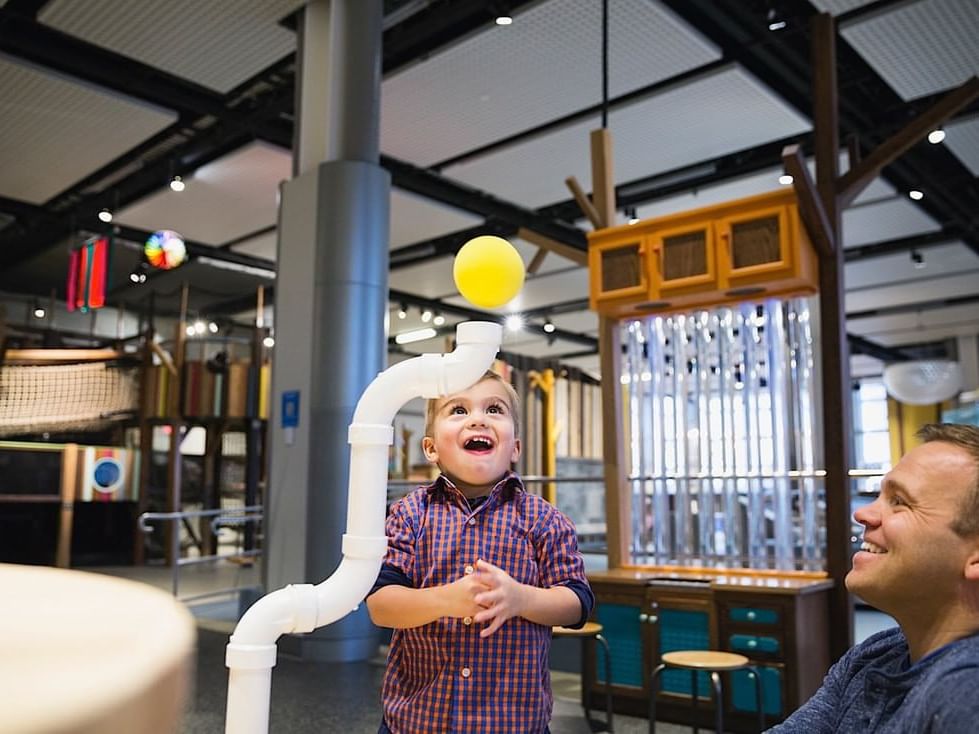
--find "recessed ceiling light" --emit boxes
[495,15,513,26]
[927,129,945,144]
[908,190,924,201]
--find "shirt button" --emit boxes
[464,564,474,575]
[461,667,471,678]
[467,517,476,526]
[463,616,473,626]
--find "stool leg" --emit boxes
[649,664,666,734]
[747,666,764,733]
[596,633,614,732]
[691,670,699,734]
[709,671,723,734]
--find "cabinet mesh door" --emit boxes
[601,243,642,293]
[662,230,708,281]
[731,216,780,269]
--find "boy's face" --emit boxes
[422,378,520,497]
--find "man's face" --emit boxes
[422,378,520,496]
[846,440,979,616]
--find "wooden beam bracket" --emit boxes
[782,144,836,258]
[516,227,588,267]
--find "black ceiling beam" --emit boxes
[390,221,517,269]
[848,292,979,322]
[843,228,964,262]
[846,333,911,362]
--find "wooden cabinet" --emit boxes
[584,571,832,732]
[588,190,818,318]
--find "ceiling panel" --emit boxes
[390,190,483,249]
[840,0,979,101]
[944,114,979,175]
[388,256,457,300]
[841,195,941,248]
[380,0,720,166]
[40,0,304,94]
[845,241,979,291]
[809,0,878,14]
[845,270,979,313]
[0,57,176,205]
[441,65,811,209]
[849,301,979,340]
[230,231,278,261]
[116,141,289,245]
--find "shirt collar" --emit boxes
[426,470,524,504]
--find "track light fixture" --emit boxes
[32,300,45,319]
[169,175,185,192]
[397,303,408,319]
[927,128,945,144]
[98,208,113,223]
[624,206,639,225]
[543,319,556,333]
[910,249,925,269]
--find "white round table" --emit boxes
[0,563,196,734]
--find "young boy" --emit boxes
[366,371,594,734]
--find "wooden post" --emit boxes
[56,443,79,568]
[599,316,629,567]
[589,129,616,228]
[812,12,854,659]
[529,369,558,505]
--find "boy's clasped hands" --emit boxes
[447,558,526,637]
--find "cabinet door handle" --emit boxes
[639,613,649,623]
[747,639,758,648]
[648,614,658,625]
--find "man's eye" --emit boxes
[889,495,906,507]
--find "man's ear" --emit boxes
[422,436,438,464]
[510,438,521,464]
[965,547,979,582]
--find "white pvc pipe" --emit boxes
[224,321,502,733]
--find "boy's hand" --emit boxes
[472,559,529,637]
[443,573,490,618]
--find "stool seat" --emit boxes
[661,650,750,670]
[553,621,604,637]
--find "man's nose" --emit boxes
[853,499,881,527]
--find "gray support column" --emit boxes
[957,334,979,394]
[266,0,389,662]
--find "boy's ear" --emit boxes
[421,436,438,464]
[510,437,521,463]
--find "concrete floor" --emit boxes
[89,558,894,734]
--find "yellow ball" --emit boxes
[453,235,525,308]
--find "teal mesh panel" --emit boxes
[595,603,644,688]
[731,667,782,716]
[659,608,711,697]
[729,607,779,624]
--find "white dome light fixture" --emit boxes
[882,360,963,405]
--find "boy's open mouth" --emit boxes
[463,436,495,453]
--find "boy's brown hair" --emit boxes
[424,370,520,438]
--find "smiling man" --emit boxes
[770,423,979,733]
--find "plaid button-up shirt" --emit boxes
[376,472,591,734]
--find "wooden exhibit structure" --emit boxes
[546,13,979,731]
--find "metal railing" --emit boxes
[137,505,263,599]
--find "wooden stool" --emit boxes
[553,621,614,732]
[0,563,196,734]
[649,650,763,734]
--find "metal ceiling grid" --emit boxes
[845,269,979,315]
[441,65,810,209]
[841,195,941,248]
[379,0,719,167]
[840,0,979,101]
[844,241,979,291]
[944,114,979,175]
[39,0,305,94]
[115,141,290,245]
[0,56,176,205]
[389,189,483,249]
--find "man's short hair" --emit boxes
[424,370,520,438]
[917,423,979,537]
